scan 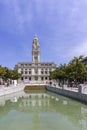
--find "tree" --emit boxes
[50,64,67,87]
[0,65,21,81]
[50,56,87,87]
[68,56,87,85]
[10,70,21,80]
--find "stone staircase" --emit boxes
[24,85,46,90]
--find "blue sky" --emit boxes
[0,0,87,69]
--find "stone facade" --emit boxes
[14,36,56,83]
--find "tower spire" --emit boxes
[32,36,40,63]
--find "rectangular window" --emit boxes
[29,71,31,74]
[25,71,27,74]
[25,64,27,67]
[41,71,43,74]
[45,71,47,74]
[41,77,43,80]
[29,77,31,80]
[35,69,38,74]
[21,71,23,74]
[21,64,24,67]
[35,77,38,80]
[21,77,23,80]
[45,77,48,80]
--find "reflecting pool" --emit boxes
[0,90,87,130]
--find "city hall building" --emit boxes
[14,36,56,83]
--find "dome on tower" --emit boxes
[33,35,40,46]
[34,35,38,40]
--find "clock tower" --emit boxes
[32,36,40,63]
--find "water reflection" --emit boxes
[0,91,87,130]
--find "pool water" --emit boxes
[0,90,87,130]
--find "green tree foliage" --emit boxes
[0,65,21,80]
[10,70,21,80]
[0,66,8,79]
[67,56,87,83]
[50,64,67,80]
[50,56,87,85]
